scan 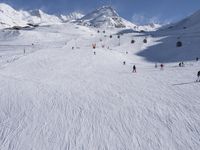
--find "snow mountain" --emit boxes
[0,3,160,31]
[60,12,84,22]
[0,3,28,29]
[28,9,62,25]
[76,6,136,28]
[75,6,161,31]
[161,10,200,31]
[0,3,62,29]
[133,23,161,32]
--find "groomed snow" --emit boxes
[0,20,200,150]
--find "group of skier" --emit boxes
[130,63,164,73]
[179,62,185,67]
[90,43,200,82]
[125,61,200,82]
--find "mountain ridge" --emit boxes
[0,3,167,31]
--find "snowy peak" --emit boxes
[81,6,119,20]
[136,23,161,31]
[28,9,62,25]
[0,3,62,29]
[29,9,43,18]
[76,6,134,28]
[0,3,15,13]
[0,3,28,28]
[60,12,84,22]
[0,3,160,30]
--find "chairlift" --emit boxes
[143,39,147,43]
[176,41,182,47]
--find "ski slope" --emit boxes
[0,23,200,150]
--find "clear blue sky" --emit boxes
[1,0,200,25]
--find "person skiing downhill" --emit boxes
[132,65,136,73]
[197,71,200,82]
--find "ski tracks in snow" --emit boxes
[0,29,200,149]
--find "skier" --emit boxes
[181,62,184,67]
[92,44,96,49]
[160,64,164,70]
[94,51,96,55]
[197,71,200,82]
[179,62,182,67]
[132,65,136,73]
[155,63,158,68]
[196,57,199,61]
[123,61,126,65]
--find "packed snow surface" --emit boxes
[0,22,200,150]
[0,3,200,150]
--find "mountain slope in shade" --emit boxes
[160,10,200,31]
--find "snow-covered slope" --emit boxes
[0,3,62,29]
[28,9,62,25]
[0,4,200,150]
[161,10,200,31]
[137,9,200,63]
[0,23,200,150]
[76,6,136,28]
[0,3,28,29]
